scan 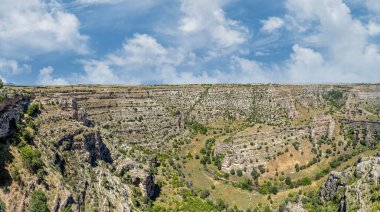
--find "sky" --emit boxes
[0,0,380,85]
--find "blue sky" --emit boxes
[0,0,380,85]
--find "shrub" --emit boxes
[258,182,278,195]
[199,189,210,198]
[300,177,312,186]
[223,172,229,179]
[19,145,43,173]
[295,163,300,172]
[258,165,266,174]
[237,169,243,177]
[30,190,48,212]
[285,176,292,185]
[27,103,40,117]
[251,169,260,180]
[0,200,5,212]
[189,122,208,135]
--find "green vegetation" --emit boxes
[0,79,3,89]
[251,169,260,180]
[29,190,48,212]
[189,121,208,135]
[27,103,41,117]
[258,182,278,195]
[299,177,312,186]
[18,143,44,175]
[0,199,5,212]
[323,90,346,109]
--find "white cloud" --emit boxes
[353,0,380,14]
[0,0,88,58]
[0,59,31,75]
[38,66,68,85]
[368,21,380,36]
[179,0,248,49]
[261,17,284,33]
[76,0,122,4]
[78,34,192,84]
[282,0,380,83]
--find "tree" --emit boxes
[30,189,48,212]
[285,176,292,186]
[0,79,3,89]
[295,163,300,172]
[251,169,260,180]
[0,200,5,212]
[199,189,210,198]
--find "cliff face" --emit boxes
[0,91,28,138]
[320,155,380,211]
[0,84,379,212]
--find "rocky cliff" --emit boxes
[0,84,379,212]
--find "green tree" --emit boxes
[30,189,48,212]
[295,163,300,172]
[0,79,3,89]
[0,199,6,212]
[251,169,260,180]
[285,176,292,185]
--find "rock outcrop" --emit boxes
[143,173,156,199]
[320,172,345,201]
[57,131,112,166]
[320,155,380,211]
[0,106,20,138]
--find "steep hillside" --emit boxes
[0,84,379,211]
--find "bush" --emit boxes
[251,169,260,180]
[258,165,266,174]
[295,163,300,172]
[300,177,312,186]
[19,145,43,173]
[199,189,210,198]
[27,103,40,117]
[285,176,292,186]
[189,122,208,135]
[237,169,243,177]
[0,200,5,212]
[259,182,278,195]
[30,190,48,212]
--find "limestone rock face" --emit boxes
[285,201,306,212]
[0,107,20,138]
[59,98,78,111]
[143,173,156,199]
[321,156,380,211]
[320,172,345,201]
[341,120,380,148]
[83,132,112,166]
[57,131,112,166]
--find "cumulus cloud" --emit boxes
[368,21,380,36]
[282,0,380,83]
[78,34,191,84]
[0,0,88,58]
[0,59,31,75]
[261,17,284,33]
[179,0,248,49]
[38,66,68,85]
